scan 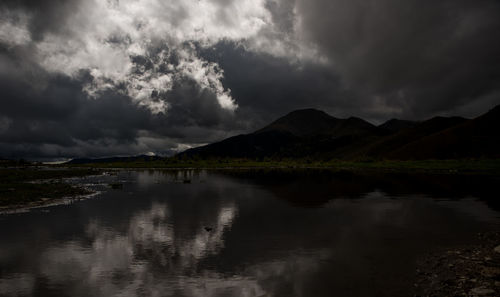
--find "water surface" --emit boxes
[1,170,499,297]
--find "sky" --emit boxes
[1,0,499,160]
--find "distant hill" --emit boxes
[256,109,378,137]
[181,105,500,160]
[0,158,32,166]
[379,119,419,133]
[357,116,468,159]
[64,105,500,163]
[387,105,500,159]
[67,155,163,164]
[182,109,381,159]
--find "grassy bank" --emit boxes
[64,158,500,174]
[0,168,99,208]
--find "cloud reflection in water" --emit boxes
[1,170,500,297]
[32,201,264,297]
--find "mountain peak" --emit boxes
[256,108,338,137]
[285,108,331,116]
[486,104,500,116]
[379,119,419,133]
[254,108,378,138]
[179,104,500,160]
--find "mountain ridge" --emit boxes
[180,105,500,160]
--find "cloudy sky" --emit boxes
[1,0,499,160]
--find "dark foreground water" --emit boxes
[1,170,499,297]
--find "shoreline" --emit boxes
[63,164,500,176]
[0,190,101,215]
[0,168,102,211]
[415,232,500,296]
[2,163,499,210]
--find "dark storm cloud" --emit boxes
[1,0,500,159]
[266,0,295,31]
[1,0,83,41]
[198,41,357,127]
[295,0,500,118]
[0,45,240,159]
[0,37,345,159]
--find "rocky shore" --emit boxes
[0,168,99,210]
[415,232,500,296]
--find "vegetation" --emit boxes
[1,157,499,209]
[63,157,500,175]
[0,168,99,208]
[60,105,500,173]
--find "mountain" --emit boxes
[379,119,419,133]
[255,109,338,136]
[182,109,380,159]
[387,105,500,159]
[180,131,298,159]
[256,109,378,137]
[67,155,163,164]
[357,116,468,159]
[180,105,500,160]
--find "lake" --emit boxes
[1,169,499,297]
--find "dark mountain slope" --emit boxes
[388,105,500,159]
[256,109,339,137]
[182,130,298,158]
[379,119,419,133]
[67,155,163,164]
[355,116,468,159]
[180,104,500,160]
[182,109,380,159]
[256,109,378,138]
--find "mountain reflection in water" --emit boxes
[0,170,499,297]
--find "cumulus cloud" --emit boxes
[30,0,269,114]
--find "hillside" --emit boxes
[388,105,500,159]
[67,155,163,164]
[180,105,500,160]
[378,119,419,133]
[256,109,378,137]
[64,105,499,163]
[356,116,468,159]
[182,109,379,159]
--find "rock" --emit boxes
[470,287,495,296]
[109,183,123,189]
[494,245,500,254]
[481,267,500,277]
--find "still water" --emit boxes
[1,170,499,297]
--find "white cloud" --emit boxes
[0,0,320,115]
[0,9,31,47]
[176,47,237,110]
[1,0,325,118]
[26,0,274,114]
